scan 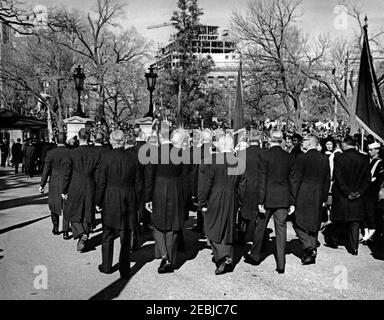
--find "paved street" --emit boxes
[1,167,384,300]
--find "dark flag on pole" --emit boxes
[233,61,244,146]
[233,61,244,132]
[354,18,384,144]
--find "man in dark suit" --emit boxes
[62,128,100,252]
[192,129,213,233]
[199,134,245,275]
[133,130,150,233]
[239,130,264,244]
[40,133,71,239]
[244,129,295,274]
[144,127,188,273]
[292,134,330,265]
[96,130,143,279]
[327,136,371,255]
[11,138,23,174]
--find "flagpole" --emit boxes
[361,128,365,152]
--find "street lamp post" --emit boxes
[144,66,158,118]
[73,65,86,118]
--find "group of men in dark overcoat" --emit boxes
[39,124,382,279]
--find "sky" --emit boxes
[23,0,384,47]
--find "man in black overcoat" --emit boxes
[11,138,23,174]
[291,134,330,265]
[133,130,150,233]
[95,130,143,279]
[144,127,188,273]
[24,138,37,178]
[238,130,263,244]
[62,128,100,252]
[191,129,213,233]
[40,133,71,239]
[199,134,245,275]
[245,129,295,274]
[327,136,371,255]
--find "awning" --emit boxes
[0,109,47,130]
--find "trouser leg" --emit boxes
[293,224,317,250]
[273,208,288,270]
[119,229,131,276]
[14,162,19,174]
[71,220,90,239]
[210,239,233,262]
[62,216,70,232]
[101,226,115,272]
[196,208,204,230]
[165,230,178,265]
[152,227,169,259]
[249,210,272,260]
[348,221,360,252]
[364,198,376,229]
[51,212,59,229]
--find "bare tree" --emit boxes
[231,0,308,132]
[46,0,129,121]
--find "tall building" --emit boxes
[154,25,240,88]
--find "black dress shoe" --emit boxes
[276,268,285,274]
[215,257,234,275]
[302,251,316,265]
[77,234,88,252]
[52,227,60,235]
[244,253,261,266]
[158,260,174,274]
[346,247,358,256]
[98,265,113,274]
[63,232,71,240]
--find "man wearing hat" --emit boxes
[362,141,384,242]
[96,130,142,279]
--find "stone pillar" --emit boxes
[63,116,95,142]
[135,117,154,139]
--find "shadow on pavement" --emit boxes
[0,194,47,210]
[367,239,384,261]
[0,215,51,235]
[89,217,210,300]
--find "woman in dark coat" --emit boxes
[199,135,245,275]
[145,129,188,273]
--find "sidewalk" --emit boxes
[1,167,384,300]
